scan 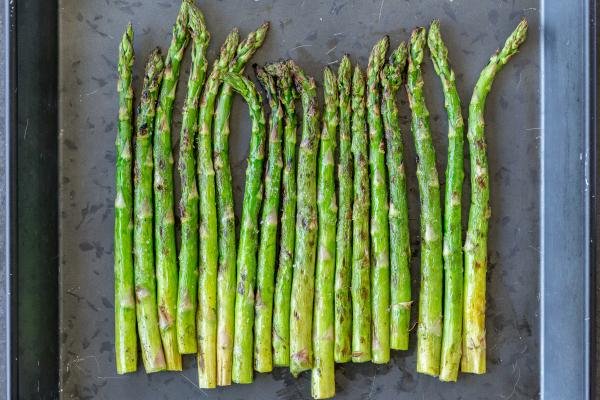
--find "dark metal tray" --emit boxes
[4,0,596,399]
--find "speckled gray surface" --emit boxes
[58,1,540,399]
[0,2,7,397]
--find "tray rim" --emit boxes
[3,0,597,398]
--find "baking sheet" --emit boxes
[56,0,541,398]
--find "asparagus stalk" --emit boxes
[289,60,320,376]
[153,2,189,371]
[253,66,283,374]
[427,20,465,381]
[462,19,528,375]
[267,62,298,367]
[226,72,267,384]
[133,48,166,373]
[214,23,269,386]
[381,42,411,351]
[406,27,443,376]
[366,36,391,364]
[334,55,353,363]
[350,66,371,363]
[176,4,209,355]
[311,67,338,399]
[114,23,136,374]
[197,29,240,388]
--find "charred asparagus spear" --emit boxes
[114,23,136,374]
[350,66,371,363]
[462,19,528,375]
[176,3,209,355]
[153,2,189,371]
[227,72,267,384]
[427,20,465,381]
[197,29,239,388]
[254,66,283,374]
[311,66,338,399]
[381,41,411,351]
[133,48,166,373]
[268,62,298,367]
[366,36,391,364]
[334,55,353,363]
[406,27,443,377]
[214,23,269,385]
[289,60,320,376]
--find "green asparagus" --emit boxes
[153,2,189,371]
[350,65,371,363]
[311,66,338,399]
[267,62,298,367]
[114,23,136,374]
[214,23,269,386]
[366,36,391,364]
[334,55,353,363]
[406,27,443,377]
[427,20,465,381]
[462,19,528,375]
[175,3,209,355]
[289,60,320,376]
[381,41,411,351]
[197,29,239,388]
[133,48,166,373]
[254,66,283,374]
[226,72,267,384]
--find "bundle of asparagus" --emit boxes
[113,1,528,396]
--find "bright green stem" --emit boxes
[381,42,411,351]
[196,29,239,388]
[214,22,269,386]
[406,27,443,377]
[462,19,527,375]
[267,62,298,367]
[366,36,391,364]
[311,67,338,399]
[153,2,189,371]
[427,20,465,382]
[288,60,320,376]
[114,23,136,374]
[350,66,371,363]
[226,72,267,384]
[175,4,209,355]
[334,55,352,363]
[133,48,166,373]
[253,67,283,374]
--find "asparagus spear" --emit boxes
[289,60,320,376]
[334,55,353,363]
[197,29,239,388]
[462,19,528,375]
[406,27,443,376]
[350,66,371,363]
[226,72,267,384]
[133,48,166,373]
[267,62,298,367]
[175,4,209,356]
[427,20,465,381]
[381,42,411,351]
[153,2,189,371]
[366,36,391,364]
[114,23,136,374]
[253,66,283,374]
[311,67,338,399]
[214,23,269,385]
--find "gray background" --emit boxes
[56,0,539,399]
